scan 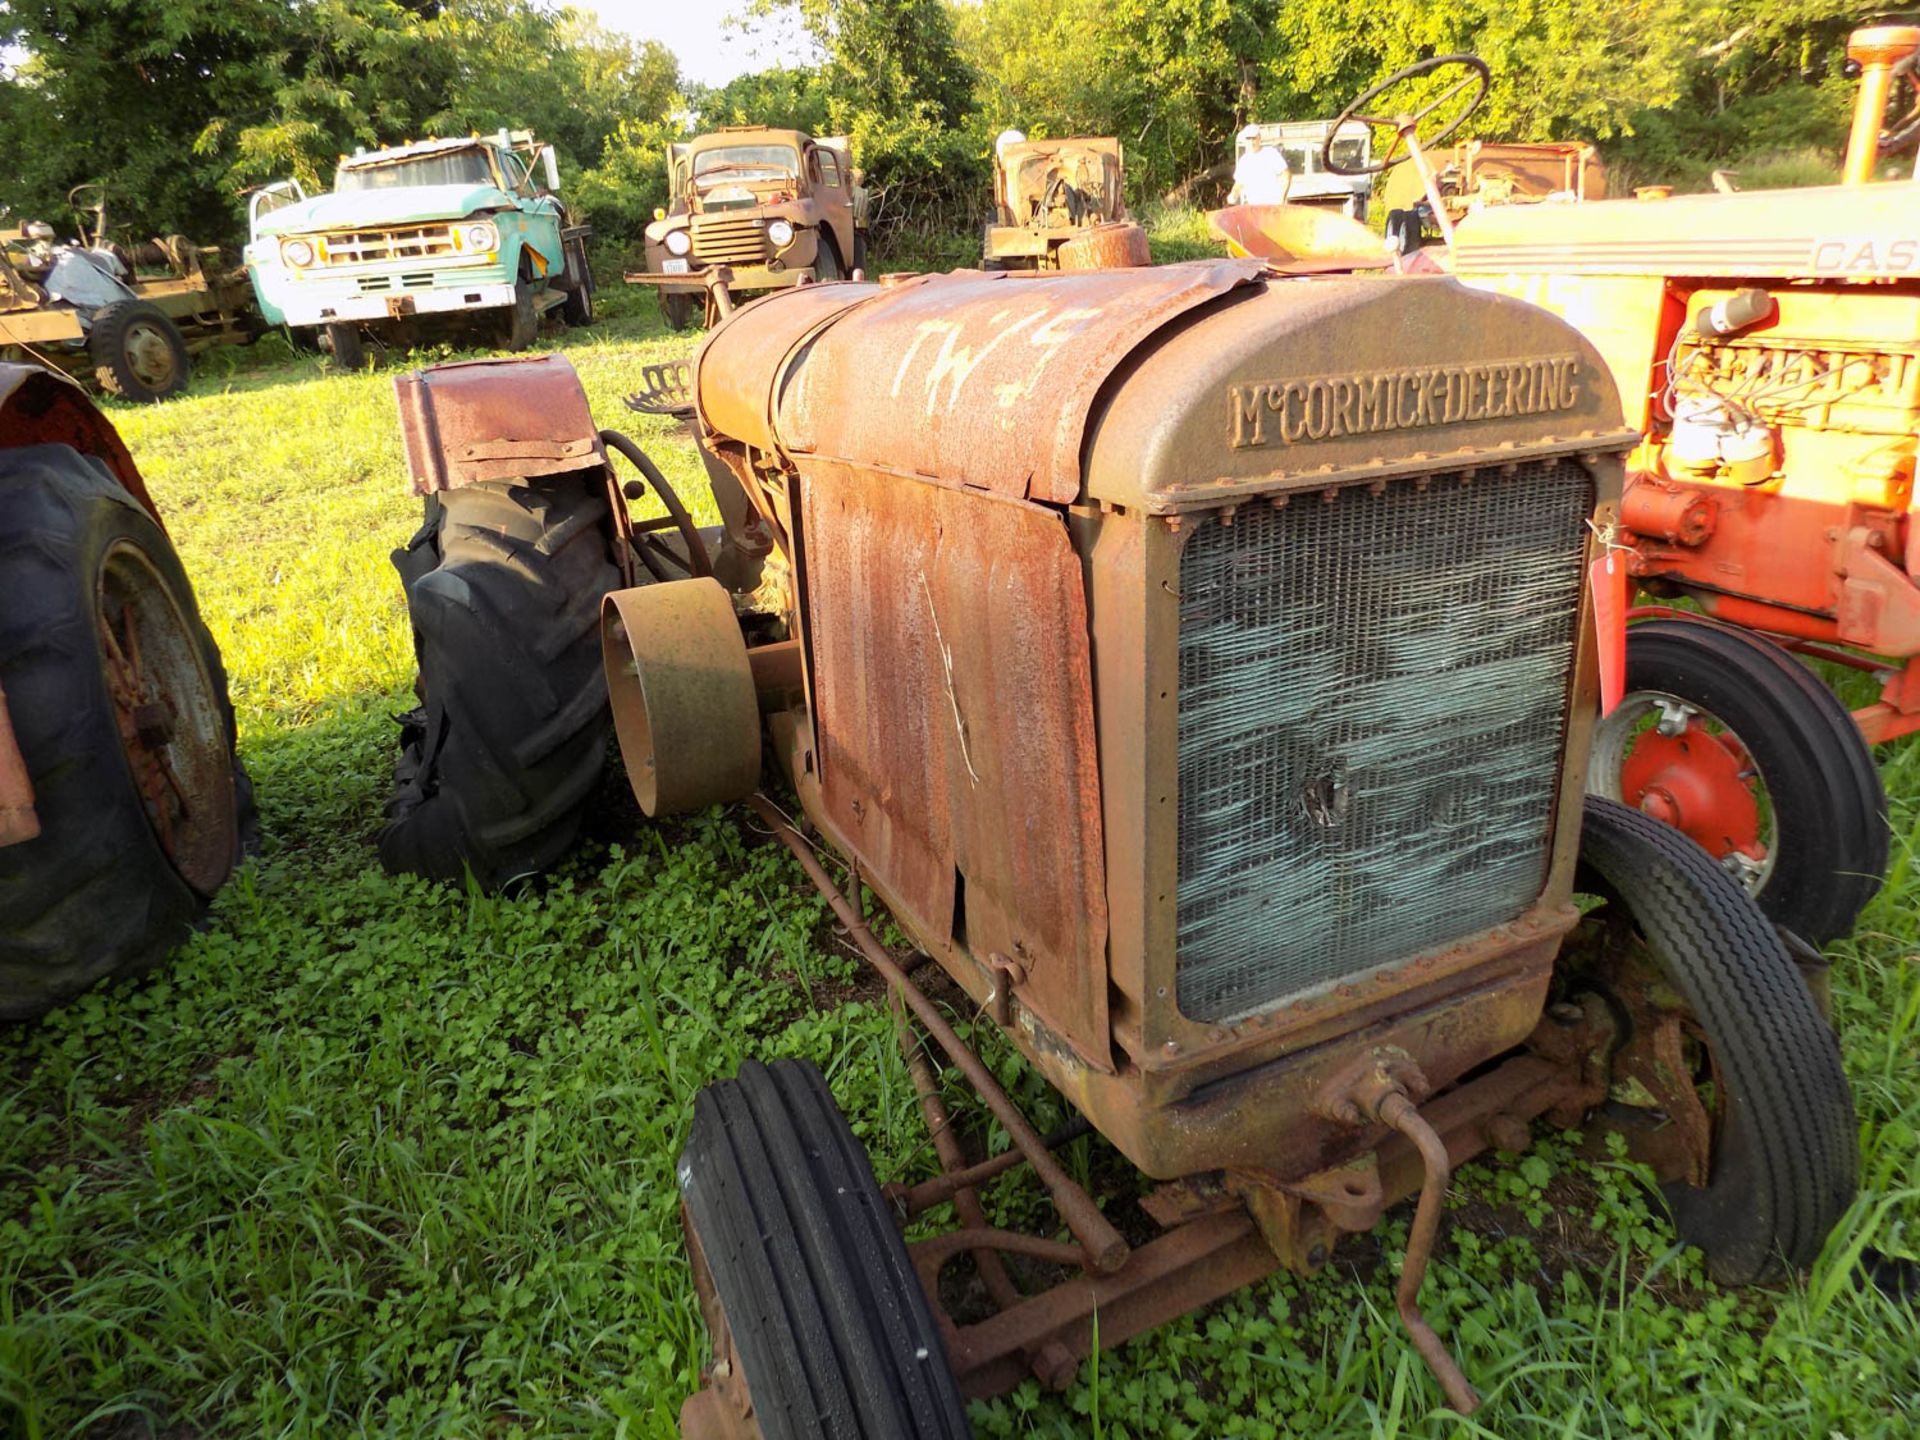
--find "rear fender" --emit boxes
[0,362,161,527]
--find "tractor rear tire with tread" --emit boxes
[0,444,244,1017]
[679,1058,972,1440]
[1577,796,1857,1283]
[379,476,620,888]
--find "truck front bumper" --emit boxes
[282,281,519,328]
[625,265,816,296]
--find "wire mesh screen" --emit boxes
[1174,462,1593,1023]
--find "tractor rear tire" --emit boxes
[89,300,190,403]
[0,443,245,1018]
[1590,616,1887,947]
[378,476,621,888]
[679,1059,972,1440]
[1576,797,1857,1283]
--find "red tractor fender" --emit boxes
[0,362,165,530]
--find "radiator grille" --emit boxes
[1174,461,1593,1023]
[321,227,455,265]
[692,215,771,265]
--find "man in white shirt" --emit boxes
[1229,126,1292,206]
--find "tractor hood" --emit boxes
[256,184,514,236]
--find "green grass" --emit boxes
[2,290,1918,1438]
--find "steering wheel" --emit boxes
[1883,49,1920,154]
[1323,55,1491,176]
[600,429,713,583]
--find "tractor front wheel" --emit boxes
[1572,797,1856,1283]
[378,476,621,888]
[0,443,245,1017]
[1588,615,1887,948]
[678,1059,972,1440]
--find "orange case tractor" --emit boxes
[1452,27,1920,741]
[1327,31,1918,949]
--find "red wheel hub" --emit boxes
[1619,720,1764,862]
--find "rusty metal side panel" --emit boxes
[0,679,39,846]
[393,353,605,496]
[799,459,1113,1068]
[778,262,1264,505]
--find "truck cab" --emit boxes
[245,130,593,365]
[630,127,859,330]
[1240,120,1373,221]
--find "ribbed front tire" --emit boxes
[679,1059,972,1440]
[1577,797,1857,1282]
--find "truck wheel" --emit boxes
[853,230,868,274]
[661,293,695,332]
[501,279,540,352]
[1588,616,1887,947]
[679,1059,972,1440]
[325,322,371,372]
[1574,797,1857,1283]
[89,301,190,403]
[378,475,620,888]
[0,443,244,1018]
[561,245,595,327]
[813,234,844,282]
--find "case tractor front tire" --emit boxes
[89,300,191,403]
[1589,615,1888,948]
[0,443,245,1018]
[378,475,621,888]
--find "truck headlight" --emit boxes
[665,228,692,257]
[462,221,498,253]
[280,237,316,268]
[767,219,795,248]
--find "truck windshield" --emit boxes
[693,145,799,185]
[1329,137,1369,170]
[335,149,497,192]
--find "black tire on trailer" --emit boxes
[378,475,621,888]
[561,242,595,327]
[1589,615,1888,947]
[0,443,245,1018]
[661,292,696,332]
[1576,796,1858,1284]
[679,1058,972,1440]
[326,322,370,372]
[89,300,190,403]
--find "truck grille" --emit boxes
[1174,461,1593,1023]
[322,227,455,266]
[692,216,771,265]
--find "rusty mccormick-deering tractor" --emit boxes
[381,262,1856,1431]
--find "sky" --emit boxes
[576,2,820,89]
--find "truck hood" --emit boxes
[256,184,515,236]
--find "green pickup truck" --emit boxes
[245,130,592,367]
